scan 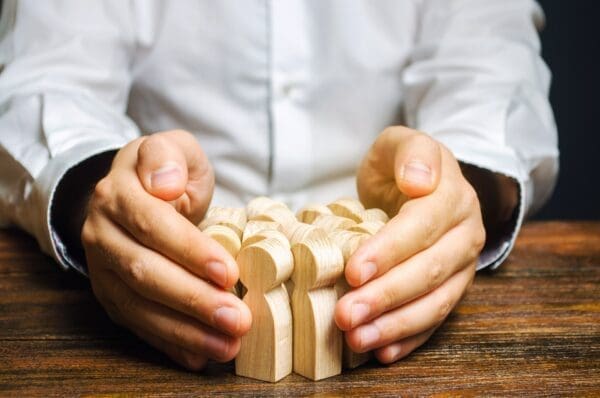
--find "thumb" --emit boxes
[136,130,214,222]
[393,130,442,198]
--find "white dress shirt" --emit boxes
[0,0,558,274]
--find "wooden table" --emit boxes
[1,221,599,396]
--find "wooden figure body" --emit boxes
[203,224,241,257]
[199,207,247,237]
[347,220,385,235]
[296,204,332,223]
[235,238,294,382]
[291,237,344,380]
[246,196,288,220]
[327,198,366,223]
[363,207,390,223]
[328,230,373,368]
[242,220,279,243]
[312,214,356,233]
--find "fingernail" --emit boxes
[401,161,432,185]
[151,164,181,189]
[207,261,228,287]
[203,333,230,359]
[359,324,381,350]
[359,262,377,285]
[388,344,402,362]
[350,302,371,329]
[214,306,240,335]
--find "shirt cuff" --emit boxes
[434,136,530,271]
[31,139,125,275]
[477,176,526,271]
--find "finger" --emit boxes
[373,327,437,364]
[88,213,251,337]
[92,174,239,289]
[344,264,474,353]
[336,220,483,330]
[136,130,214,223]
[97,269,240,363]
[345,179,471,287]
[391,129,442,198]
[134,328,208,371]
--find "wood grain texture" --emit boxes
[0,222,599,396]
[291,237,344,380]
[235,238,293,382]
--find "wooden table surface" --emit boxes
[1,221,599,396]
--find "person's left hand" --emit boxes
[334,126,486,363]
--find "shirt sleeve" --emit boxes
[0,0,140,268]
[402,0,559,270]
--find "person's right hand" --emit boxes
[81,130,252,370]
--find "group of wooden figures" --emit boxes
[198,197,390,382]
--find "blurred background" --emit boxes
[0,1,597,219]
[535,0,599,219]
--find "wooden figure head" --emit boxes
[237,238,293,293]
[291,237,343,291]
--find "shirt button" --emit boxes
[279,81,300,100]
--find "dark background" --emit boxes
[0,1,598,219]
[535,0,600,219]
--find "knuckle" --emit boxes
[80,219,96,247]
[104,302,123,325]
[118,292,138,317]
[463,183,480,214]
[169,320,190,347]
[436,291,454,323]
[92,177,113,207]
[426,259,445,292]
[180,351,207,371]
[180,230,194,266]
[131,208,155,241]
[473,223,487,252]
[123,258,147,287]
[184,289,205,316]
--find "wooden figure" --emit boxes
[246,196,288,220]
[327,198,366,223]
[363,207,390,223]
[242,220,279,244]
[296,204,332,224]
[199,207,247,237]
[235,237,294,382]
[328,230,373,368]
[291,237,344,380]
[347,220,385,236]
[203,224,241,258]
[312,214,356,234]
[279,221,328,246]
[253,206,297,227]
[242,229,290,249]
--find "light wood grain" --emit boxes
[327,198,366,223]
[235,237,294,382]
[312,214,356,234]
[347,220,385,236]
[199,207,247,237]
[296,204,333,224]
[291,237,344,380]
[363,208,390,223]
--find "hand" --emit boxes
[334,126,486,363]
[82,130,252,370]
